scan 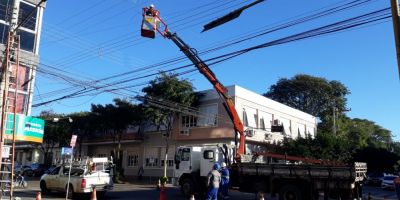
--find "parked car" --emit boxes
[366,172,385,186]
[44,165,57,175]
[30,163,50,177]
[381,175,398,190]
[14,165,33,176]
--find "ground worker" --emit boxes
[220,162,230,199]
[206,163,221,200]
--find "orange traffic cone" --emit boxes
[91,187,97,200]
[159,186,167,200]
[35,192,41,200]
[189,194,195,200]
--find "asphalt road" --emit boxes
[9,178,399,200]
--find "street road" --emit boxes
[11,178,399,200]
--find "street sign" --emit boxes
[70,135,77,147]
[61,147,73,155]
[1,146,10,158]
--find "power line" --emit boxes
[32,7,391,108]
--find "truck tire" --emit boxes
[40,181,49,194]
[279,184,303,200]
[66,184,74,199]
[181,178,194,197]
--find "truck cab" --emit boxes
[174,146,227,196]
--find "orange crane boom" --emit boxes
[141,6,246,159]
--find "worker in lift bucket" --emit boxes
[219,162,230,199]
[146,4,157,16]
[206,163,222,200]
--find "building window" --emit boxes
[127,154,139,167]
[181,104,217,128]
[197,104,217,127]
[0,0,13,22]
[98,153,107,157]
[160,159,173,167]
[145,157,158,167]
[18,29,35,52]
[18,1,37,31]
[181,115,197,128]
[0,23,9,44]
[260,117,265,130]
[242,109,248,126]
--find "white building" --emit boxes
[81,85,317,179]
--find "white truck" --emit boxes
[40,157,114,199]
[174,146,367,200]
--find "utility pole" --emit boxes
[332,107,336,136]
[391,0,400,79]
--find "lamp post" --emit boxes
[332,107,351,136]
[50,117,74,200]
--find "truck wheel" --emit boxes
[279,185,303,200]
[181,178,194,197]
[66,184,74,199]
[40,181,49,194]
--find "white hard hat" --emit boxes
[149,4,155,8]
[221,162,226,168]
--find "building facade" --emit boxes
[80,85,317,179]
[1,0,47,165]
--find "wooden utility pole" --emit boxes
[391,0,400,79]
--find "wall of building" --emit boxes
[82,85,317,178]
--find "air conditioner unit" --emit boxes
[180,129,190,136]
[246,129,255,137]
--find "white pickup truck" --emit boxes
[40,157,114,199]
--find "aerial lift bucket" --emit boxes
[141,7,162,39]
[141,15,158,38]
[141,6,169,39]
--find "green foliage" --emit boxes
[264,74,349,119]
[38,110,74,165]
[141,72,198,132]
[328,117,392,150]
[279,133,352,162]
[90,98,142,175]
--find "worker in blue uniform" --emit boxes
[220,162,230,199]
[206,163,221,200]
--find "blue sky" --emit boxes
[34,0,399,139]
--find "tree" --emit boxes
[68,112,95,156]
[38,110,72,165]
[264,74,350,121]
[278,132,352,163]
[141,72,198,179]
[91,98,139,180]
[343,118,392,150]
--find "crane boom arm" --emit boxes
[165,32,246,157]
